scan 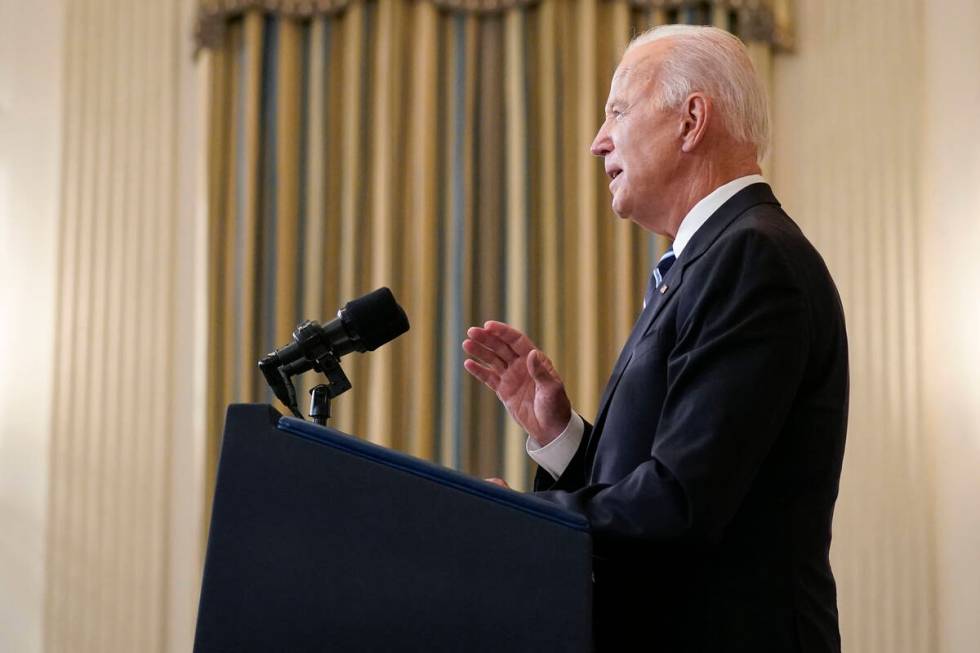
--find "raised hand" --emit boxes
[462,321,572,446]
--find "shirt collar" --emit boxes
[671,174,767,258]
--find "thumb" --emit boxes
[528,350,556,386]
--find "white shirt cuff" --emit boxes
[525,413,585,480]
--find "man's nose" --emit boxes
[590,122,612,157]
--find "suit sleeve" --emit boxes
[534,229,811,545]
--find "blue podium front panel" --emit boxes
[194,404,593,653]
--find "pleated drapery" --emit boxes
[199,0,789,492]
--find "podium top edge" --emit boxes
[276,415,590,533]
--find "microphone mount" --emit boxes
[257,287,410,426]
[259,320,352,425]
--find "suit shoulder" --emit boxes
[719,204,844,322]
[719,206,831,280]
[725,203,808,250]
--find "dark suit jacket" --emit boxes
[534,184,848,653]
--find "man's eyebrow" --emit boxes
[605,97,628,114]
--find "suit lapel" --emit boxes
[582,183,780,475]
[591,264,682,432]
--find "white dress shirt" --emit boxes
[526,174,767,479]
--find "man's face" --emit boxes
[591,42,680,232]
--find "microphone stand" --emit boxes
[306,355,352,426]
[308,385,333,425]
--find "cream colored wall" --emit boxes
[0,0,206,652]
[166,2,210,649]
[39,0,207,648]
[0,2,64,652]
[773,0,980,651]
[921,1,980,650]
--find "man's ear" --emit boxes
[680,93,711,153]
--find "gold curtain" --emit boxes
[200,0,790,498]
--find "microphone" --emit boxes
[258,287,410,418]
[275,287,410,374]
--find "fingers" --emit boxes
[482,321,536,357]
[462,337,509,372]
[485,477,511,489]
[466,325,521,364]
[463,358,500,391]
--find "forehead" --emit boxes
[608,40,672,100]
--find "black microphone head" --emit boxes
[341,287,410,351]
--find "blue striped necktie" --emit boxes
[643,247,676,309]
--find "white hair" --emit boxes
[627,25,770,160]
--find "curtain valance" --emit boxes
[196,0,793,50]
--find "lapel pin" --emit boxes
[659,284,668,294]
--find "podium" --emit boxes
[194,404,593,652]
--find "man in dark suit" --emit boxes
[463,25,847,652]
